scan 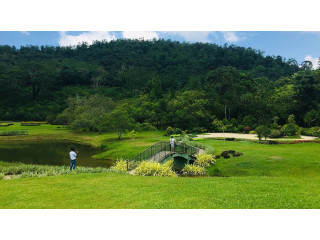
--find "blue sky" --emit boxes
[1,31,319,68]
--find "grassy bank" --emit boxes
[2,124,320,209]
[1,172,320,208]
[0,123,168,160]
[197,139,320,177]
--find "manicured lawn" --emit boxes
[200,139,320,177]
[2,125,320,209]
[1,172,320,208]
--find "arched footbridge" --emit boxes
[129,141,204,170]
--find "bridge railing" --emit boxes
[130,141,170,162]
[129,141,200,163]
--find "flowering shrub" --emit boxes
[181,164,206,176]
[194,154,215,167]
[135,161,176,177]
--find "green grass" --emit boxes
[2,124,320,208]
[1,172,320,208]
[0,122,168,160]
[200,139,320,177]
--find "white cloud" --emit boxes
[222,31,241,43]
[304,55,319,69]
[21,31,30,35]
[122,31,159,40]
[165,31,212,43]
[58,31,117,46]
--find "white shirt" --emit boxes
[69,151,77,160]
[170,138,175,144]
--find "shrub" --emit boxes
[193,137,204,141]
[166,126,174,135]
[141,123,157,131]
[249,130,255,134]
[0,130,28,136]
[163,159,174,169]
[303,127,320,137]
[181,164,206,176]
[111,159,128,172]
[46,114,56,124]
[191,127,206,133]
[194,154,215,167]
[282,123,299,136]
[134,161,176,177]
[173,128,182,134]
[20,123,40,126]
[243,126,251,134]
[255,125,271,140]
[269,129,282,138]
[0,164,115,179]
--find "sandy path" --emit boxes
[196,133,318,141]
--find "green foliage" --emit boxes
[255,125,271,140]
[166,126,174,135]
[269,129,282,138]
[111,159,128,172]
[282,124,299,136]
[99,104,134,139]
[193,137,204,141]
[0,164,114,179]
[181,164,206,176]
[194,154,216,167]
[249,130,255,134]
[0,130,28,136]
[301,126,320,137]
[173,128,182,134]
[134,161,176,177]
[163,159,174,169]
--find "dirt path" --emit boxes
[196,133,318,141]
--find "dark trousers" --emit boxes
[70,160,76,170]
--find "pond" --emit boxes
[0,140,114,168]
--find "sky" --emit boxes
[0,31,320,68]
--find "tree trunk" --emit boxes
[118,131,122,140]
[224,104,227,119]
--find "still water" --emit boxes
[0,141,114,168]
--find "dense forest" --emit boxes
[1,39,319,134]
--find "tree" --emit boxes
[255,125,271,140]
[59,95,116,131]
[300,60,313,70]
[99,105,134,140]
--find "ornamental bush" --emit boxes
[166,126,174,135]
[181,164,206,176]
[194,154,215,167]
[269,129,282,138]
[111,159,128,172]
[134,161,176,177]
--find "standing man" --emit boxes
[170,136,175,152]
[69,147,78,170]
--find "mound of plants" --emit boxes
[111,159,138,172]
[0,130,28,136]
[134,160,176,177]
[181,164,206,176]
[20,123,40,126]
[221,150,243,158]
[194,154,215,167]
[1,164,115,180]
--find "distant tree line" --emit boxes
[1,39,320,133]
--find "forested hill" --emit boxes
[1,39,317,130]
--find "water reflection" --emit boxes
[0,141,113,168]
